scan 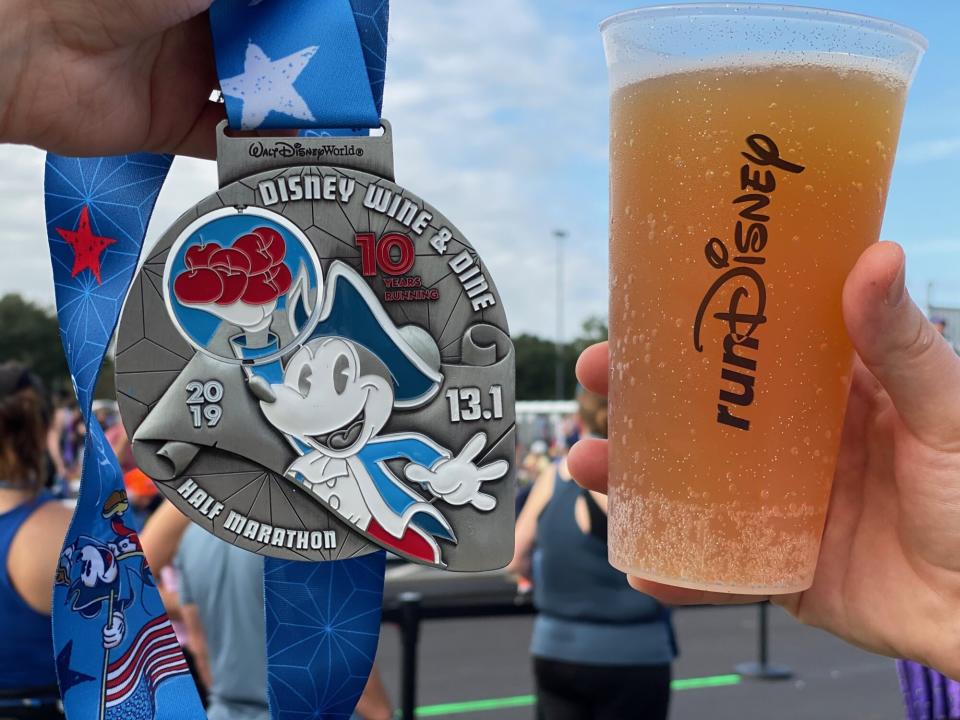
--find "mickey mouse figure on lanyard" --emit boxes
[46,2,515,719]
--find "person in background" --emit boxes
[45,391,72,493]
[90,399,114,431]
[509,387,676,720]
[516,439,550,516]
[353,670,393,720]
[142,502,266,720]
[896,659,960,720]
[179,523,267,720]
[136,503,209,705]
[121,467,160,528]
[63,414,85,485]
[158,562,208,707]
[931,315,959,354]
[101,401,134,476]
[46,392,84,495]
[0,363,74,718]
[140,502,394,720]
[560,415,581,452]
[97,401,160,525]
[526,440,551,477]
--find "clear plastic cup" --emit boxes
[602,4,925,593]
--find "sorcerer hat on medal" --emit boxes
[303,260,444,407]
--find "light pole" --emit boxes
[554,229,568,400]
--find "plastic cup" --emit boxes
[602,4,925,593]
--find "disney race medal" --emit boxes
[47,2,514,717]
[204,4,405,715]
[114,123,516,570]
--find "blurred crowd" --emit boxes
[0,365,392,720]
[3,361,674,720]
[45,397,160,529]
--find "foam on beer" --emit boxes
[609,50,912,93]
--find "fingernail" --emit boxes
[885,255,906,306]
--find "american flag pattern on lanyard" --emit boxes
[104,616,188,709]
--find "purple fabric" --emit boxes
[898,660,960,719]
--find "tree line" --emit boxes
[0,293,606,402]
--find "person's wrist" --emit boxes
[893,568,960,680]
[919,635,960,681]
[923,583,960,680]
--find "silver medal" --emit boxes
[115,122,515,570]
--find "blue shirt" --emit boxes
[0,492,59,693]
[177,526,268,720]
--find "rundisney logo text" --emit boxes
[692,134,805,431]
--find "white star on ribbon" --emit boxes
[220,42,319,129]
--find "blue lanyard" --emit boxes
[210,0,386,129]
[46,3,390,719]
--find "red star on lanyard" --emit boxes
[55,206,116,285]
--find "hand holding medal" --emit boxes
[41,1,515,718]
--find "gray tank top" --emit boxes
[531,468,676,665]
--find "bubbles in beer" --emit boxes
[607,55,908,592]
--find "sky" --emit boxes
[1,0,958,340]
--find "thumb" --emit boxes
[843,241,960,446]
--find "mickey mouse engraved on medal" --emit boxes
[115,122,515,570]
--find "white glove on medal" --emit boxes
[405,432,507,511]
[102,611,125,650]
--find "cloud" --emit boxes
[0,144,219,311]
[384,0,610,337]
[898,136,960,164]
[0,0,610,339]
[0,145,56,308]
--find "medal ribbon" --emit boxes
[209,3,389,717]
[45,154,205,720]
[46,2,389,718]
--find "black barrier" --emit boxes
[382,588,536,720]
[735,602,794,680]
[381,585,791,720]
[396,593,423,720]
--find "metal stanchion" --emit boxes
[735,602,793,680]
[398,592,423,720]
